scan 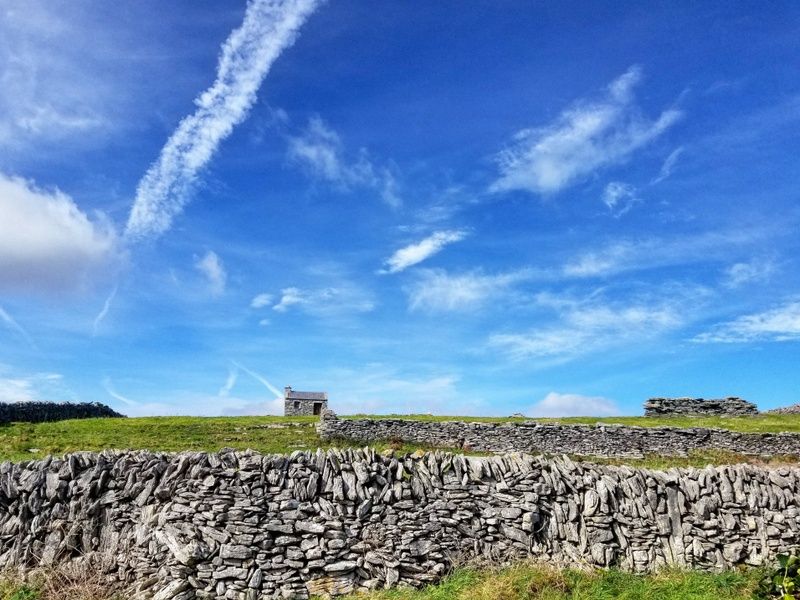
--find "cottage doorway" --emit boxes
[313,402,322,415]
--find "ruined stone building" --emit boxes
[283,386,327,416]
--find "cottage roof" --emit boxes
[285,390,327,401]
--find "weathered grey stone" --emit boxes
[1,445,800,598]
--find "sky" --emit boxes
[1,1,799,418]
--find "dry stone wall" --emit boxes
[643,397,758,417]
[0,401,124,424]
[318,413,800,458]
[2,448,800,599]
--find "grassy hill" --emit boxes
[1,412,800,467]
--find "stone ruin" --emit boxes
[643,397,758,418]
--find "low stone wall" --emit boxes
[1,448,799,599]
[318,413,800,458]
[643,397,758,417]
[0,401,124,424]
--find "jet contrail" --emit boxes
[126,0,323,240]
[231,360,283,399]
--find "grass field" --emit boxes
[2,413,800,466]
[0,562,765,600]
[335,563,764,600]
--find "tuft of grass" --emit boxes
[328,563,763,600]
[0,564,122,600]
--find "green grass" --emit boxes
[0,416,463,464]
[0,563,766,600]
[2,413,799,466]
[329,563,763,600]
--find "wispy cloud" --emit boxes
[406,269,529,312]
[125,0,322,239]
[287,116,401,207]
[0,172,117,293]
[92,285,118,336]
[0,376,36,403]
[250,293,273,308]
[0,305,36,349]
[693,301,800,343]
[490,289,697,361]
[491,66,682,195]
[601,181,639,217]
[218,367,239,397]
[651,146,684,184]
[195,250,226,295]
[272,285,375,316]
[722,258,776,289]
[382,230,468,274]
[562,228,769,279]
[527,392,620,417]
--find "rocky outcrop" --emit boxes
[767,404,800,415]
[0,401,124,424]
[643,397,758,417]
[1,448,800,598]
[318,412,800,459]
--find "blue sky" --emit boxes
[1,1,799,417]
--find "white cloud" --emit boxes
[125,0,322,239]
[722,258,776,289]
[528,392,621,418]
[0,377,36,403]
[287,116,401,207]
[250,293,273,308]
[0,370,71,403]
[693,301,800,343]
[601,182,639,217]
[0,172,116,292]
[273,285,375,316]
[0,4,109,148]
[273,287,307,312]
[195,251,226,295]
[490,291,691,361]
[562,242,636,278]
[651,146,684,184]
[562,228,768,279]
[491,66,682,195]
[406,269,529,312]
[382,230,468,274]
[218,367,238,397]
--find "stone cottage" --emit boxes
[283,386,328,416]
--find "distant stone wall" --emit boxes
[1,448,800,599]
[643,397,758,417]
[767,403,800,415]
[318,412,800,458]
[0,401,124,424]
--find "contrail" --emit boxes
[103,377,139,407]
[218,366,239,397]
[231,360,283,399]
[125,0,323,240]
[92,285,118,336]
[0,305,36,349]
